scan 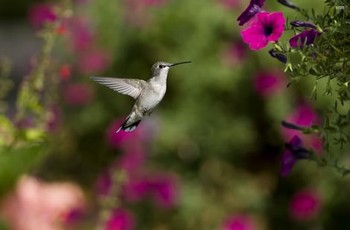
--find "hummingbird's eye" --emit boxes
[159,65,164,68]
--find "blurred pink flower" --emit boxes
[118,150,147,172]
[148,173,179,209]
[95,170,112,196]
[289,189,321,221]
[78,48,111,74]
[122,176,150,203]
[28,3,57,29]
[241,12,285,50]
[68,18,95,52]
[105,208,135,230]
[254,71,285,97]
[63,83,94,106]
[222,41,247,66]
[221,214,257,230]
[0,176,86,230]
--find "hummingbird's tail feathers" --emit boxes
[123,120,141,132]
[116,116,141,133]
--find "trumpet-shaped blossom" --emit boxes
[289,29,320,48]
[237,0,265,26]
[241,12,285,50]
[289,189,321,221]
[281,136,311,176]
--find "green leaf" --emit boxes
[0,143,47,196]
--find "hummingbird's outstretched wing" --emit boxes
[91,77,147,99]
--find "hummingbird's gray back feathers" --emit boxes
[90,76,147,99]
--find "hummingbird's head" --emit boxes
[151,61,191,76]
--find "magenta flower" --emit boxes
[237,0,264,26]
[289,189,321,221]
[28,3,57,29]
[281,136,311,176]
[63,83,94,106]
[122,177,150,203]
[241,12,285,50]
[105,209,135,230]
[221,214,257,230]
[254,71,285,97]
[289,29,320,48]
[118,150,147,173]
[68,18,95,52]
[148,174,179,209]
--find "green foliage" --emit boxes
[0,143,47,196]
[275,1,350,174]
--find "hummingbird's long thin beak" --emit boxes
[170,61,192,67]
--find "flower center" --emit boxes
[264,25,274,36]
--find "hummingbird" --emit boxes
[91,61,191,132]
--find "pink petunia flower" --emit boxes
[28,3,57,29]
[241,11,285,50]
[105,208,135,230]
[221,214,257,230]
[289,189,321,221]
